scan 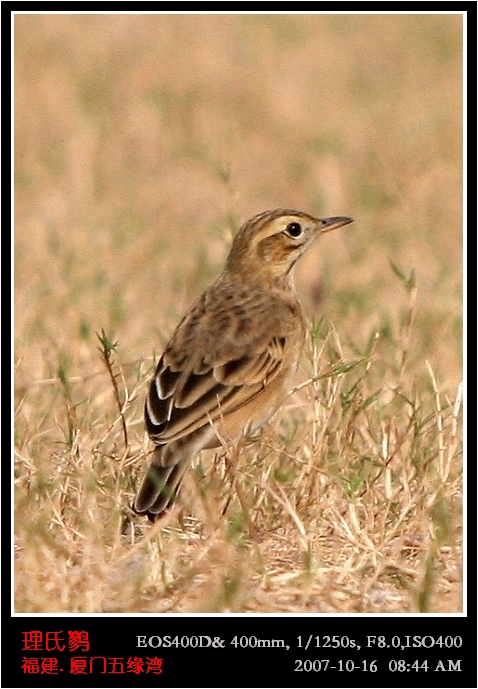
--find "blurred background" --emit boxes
[14,13,462,386]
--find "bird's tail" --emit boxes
[134,446,190,522]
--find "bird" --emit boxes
[134,209,353,521]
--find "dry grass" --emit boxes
[14,14,463,613]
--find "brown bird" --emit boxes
[134,209,353,521]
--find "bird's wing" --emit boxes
[145,337,286,444]
[145,290,295,448]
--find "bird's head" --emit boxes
[226,209,353,284]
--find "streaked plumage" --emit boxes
[134,209,353,521]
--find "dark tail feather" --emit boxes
[134,448,190,521]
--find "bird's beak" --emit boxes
[319,216,354,234]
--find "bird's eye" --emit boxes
[285,222,303,238]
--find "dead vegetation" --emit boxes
[14,14,462,613]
